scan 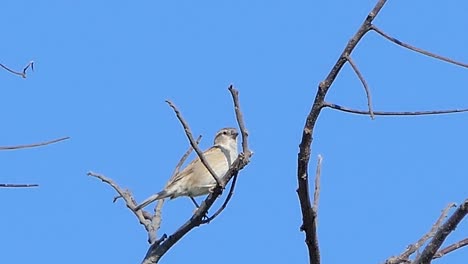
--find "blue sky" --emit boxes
[1,1,467,263]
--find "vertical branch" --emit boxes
[312,155,322,213]
[297,1,387,264]
[228,85,250,155]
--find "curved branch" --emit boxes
[0,137,70,151]
[0,61,34,78]
[345,55,375,119]
[297,1,388,264]
[371,26,468,68]
[201,174,238,224]
[87,172,157,243]
[323,103,468,116]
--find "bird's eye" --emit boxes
[222,131,228,135]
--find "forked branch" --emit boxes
[0,61,34,78]
[413,199,468,264]
[385,203,455,264]
[88,136,202,245]
[296,1,387,263]
[88,86,251,264]
[142,85,252,264]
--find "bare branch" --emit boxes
[201,174,238,224]
[148,135,202,241]
[0,137,60,189]
[0,61,34,78]
[0,183,38,188]
[87,171,158,244]
[345,55,375,119]
[90,135,203,244]
[385,203,455,264]
[312,155,322,213]
[413,199,468,264]
[151,199,165,243]
[433,238,468,259]
[0,137,70,151]
[300,155,323,264]
[142,156,248,264]
[197,85,252,223]
[323,103,468,116]
[200,85,251,223]
[371,25,468,68]
[165,100,222,187]
[228,84,251,155]
[143,86,252,264]
[297,1,387,264]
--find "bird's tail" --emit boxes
[135,190,169,211]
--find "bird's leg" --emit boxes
[189,196,210,220]
[189,196,200,208]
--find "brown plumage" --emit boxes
[135,127,238,210]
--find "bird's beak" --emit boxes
[233,131,239,138]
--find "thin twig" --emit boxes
[228,84,251,155]
[0,137,70,150]
[313,155,322,213]
[433,238,468,259]
[371,25,468,68]
[413,199,468,264]
[324,103,468,116]
[345,54,375,119]
[0,61,34,78]
[165,100,222,187]
[0,183,39,187]
[201,174,238,224]
[151,199,165,243]
[385,203,455,264]
[200,85,251,223]
[87,171,157,243]
[148,135,202,241]
[197,85,253,222]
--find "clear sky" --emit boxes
[1,1,467,263]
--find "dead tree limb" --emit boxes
[142,85,252,264]
[297,1,387,263]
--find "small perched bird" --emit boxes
[135,127,239,211]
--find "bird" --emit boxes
[135,127,239,211]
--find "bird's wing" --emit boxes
[166,146,226,187]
